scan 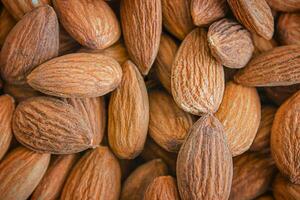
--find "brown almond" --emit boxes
[255,195,274,200]
[0,147,50,200]
[271,91,300,184]
[27,53,122,98]
[3,83,41,103]
[172,28,224,115]
[252,33,277,56]
[121,159,168,200]
[273,173,300,200]
[0,8,16,46]
[61,147,121,200]
[177,115,233,200]
[228,0,274,40]
[144,176,180,200]
[266,0,300,12]
[108,60,149,159]
[277,12,300,45]
[121,0,162,75]
[0,5,59,85]
[53,0,120,50]
[264,84,300,105]
[58,27,80,56]
[234,45,300,87]
[216,82,261,156]
[13,96,94,154]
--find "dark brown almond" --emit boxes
[266,0,300,12]
[58,27,80,56]
[277,12,300,45]
[273,173,300,200]
[264,84,300,105]
[3,83,41,103]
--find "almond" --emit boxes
[53,0,120,50]
[172,28,224,115]
[277,12,300,45]
[208,18,254,69]
[0,5,59,85]
[61,147,121,200]
[266,0,300,12]
[27,53,122,98]
[255,195,274,200]
[252,33,277,56]
[273,173,300,200]
[3,83,41,103]
[59,27,80,56]
[228,0,274,40]
[108,60,149,159]
[0,147,50,200]
[121,0,162,75]
[271,91,300,184]
[177,115,233,200]
[264,84,300,105]
[13,96,94,154]
[0,8,16,46]
[216,81,261,156]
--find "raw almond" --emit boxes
[121,0,162,75]
[0,8,16,46]
[273,173,300,200]
[108,60,149,159]
[277,12,300,45]
[266,0,300,12]
[13,96,94,154]
[171,28,224,115]
[252,33,277,56]
[27,53,122,98]
[3,83,41,103]
[177,115,233,200]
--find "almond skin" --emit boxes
[266,0,300,12]
[13,96,94,154]
[171,28,224,116]
[273,173,300,200]
[177,115,233,200]
[252,33,277,56]
[0,5,59,85]
[208,18,254,69]
[228,0,274,40]
[61,147,121,200]
[144,176,180,200]
[121,0,162,75]
[234,45,300,87]
[3,83,41,103]
[216,82,261,156]
[0,95,15,160]
[53,0,120,50]
[27,53,122,98]
[0,9,16,46]
[271,91,300,184]
[0,147,50,200]
[108,60,149,159]
[277,13,300,45]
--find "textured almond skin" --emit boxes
[3,83,41,103]
[108,60,149,159]
[273,174,300,200]
[235,45,300,87]
[208,18,254,69]
[0,147,50,200]
[149,90,193,152]
[0,9,16,46]
[271,91,300,184]
[228,0,274,40]
[53,0,120,50]
[144,176,180,200]
[191,0,227,26]
[177,115,233,200]
[155,34,178,93]
[121,159,168,200]
[61,147,121,200]
[277,13,300,45]
[121,0,162,75]
[216,82,261,156]
[250,106,276,152]
[172,28,224,116]
[27,53,122,98]
[32,154,78,200]
[230,152,277,200]
[266,0,300,12]
[59,27,80,56]
[264,84,300,105]
[13,96,94,154]
[252,33,277,56]
[0,95,15,160]
[0,5,59,85]
[161,0,194,40]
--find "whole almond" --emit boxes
[0,5,59,85]
[121,0,162,75]
[266,0,300,12]
[271,91,300,184]
[252,33,277,56]
[264,84,300,105]
[273,173,300,200]
[234,45,300,87]
[0,147,50,200]
[0,9,16,46]
[191,0,227,26]
[277,13,300,45]
[108,60,149,159]
[3,83,41,103]
[144,176,180,200]
[0,95,15,160]
[58,27,80,56]
[216,82,261,156]
[27,53,122,98]
[13,96,94,154]
[177,115,233,200]
[172,28,224,116]
[61,147,121,200]
[53,0,120,50]
[228,0,274,40]
[149,90,193,152]
[208,18,254,69]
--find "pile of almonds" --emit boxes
[0,0,299,199]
